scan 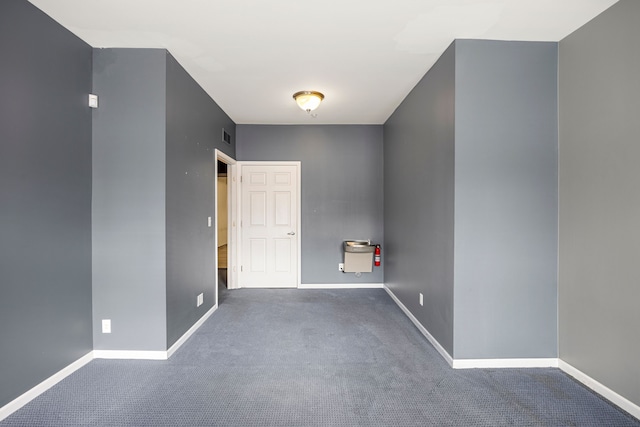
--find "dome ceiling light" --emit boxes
[293,91,324,113]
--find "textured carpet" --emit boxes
[2,289,638,426]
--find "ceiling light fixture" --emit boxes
[293,91,324,113]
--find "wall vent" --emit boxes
[222,129,232,145]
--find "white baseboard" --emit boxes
[94,305,218,360]
[298,283,384,289]
[453,358,559,369]
[383,285,454,367]
[383,285,559,371]
[559,360,640,420]
[0,351,94,422]
[167,304,217,358]
[1,306,218,421]
[93,350,168,360]
[385,284,640,419]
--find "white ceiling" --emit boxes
[29,0,617,125]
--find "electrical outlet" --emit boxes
[197,293,204,307]
[419,293,424,306]
[102,319,111,334]
[338,263,344,272]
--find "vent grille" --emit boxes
[222,129,232,145]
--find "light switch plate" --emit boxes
[88,94,98,108]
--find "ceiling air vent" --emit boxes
[222,129,232,145]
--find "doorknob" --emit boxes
[287,231,296,236]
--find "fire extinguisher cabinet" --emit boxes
[343,240,375,273]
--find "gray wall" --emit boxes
[559,0,640,406]
[383,40,558,360]
[165,53,235,347]
[383,43,456,356]
[0,0,93,407]
[92,49,167,351]
[454,40,558,359]
[236,125,384,284]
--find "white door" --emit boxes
[239,162,300,288]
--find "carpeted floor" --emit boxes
[2,288,638,426]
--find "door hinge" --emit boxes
[240,265,243,272]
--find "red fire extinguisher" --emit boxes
[374,244,381,267]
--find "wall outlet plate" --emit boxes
[102,319,111,334]
[197,293,204,307]
[419,293,424,306]
[338,263,344,272]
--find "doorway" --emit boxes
[215,150,236,306]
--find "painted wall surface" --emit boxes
[236,125,384,284]
[454,40,558,359]
[165,53,235,347]
[0,0,93,407]
[559,0,640,406]
[383,43,456,356]
[92,49,167,351]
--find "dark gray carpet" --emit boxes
[2,289,638,426]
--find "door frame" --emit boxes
[214,150,238,306]
[236,161,301,288]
